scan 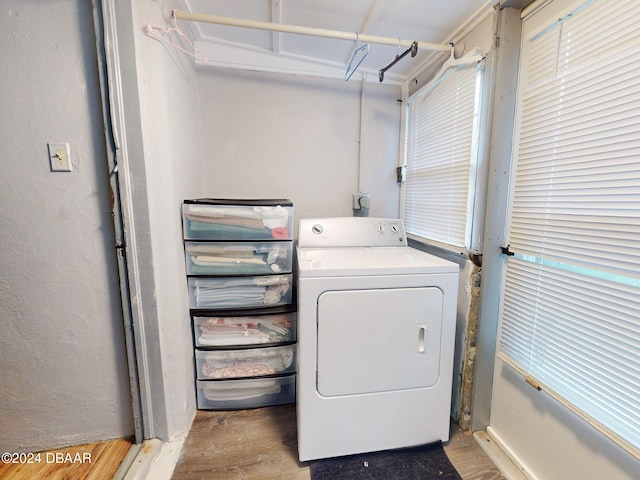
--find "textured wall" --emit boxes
[0,0,133,451]
[197,68,402,228]
[129,0,202,439]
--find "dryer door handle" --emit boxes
[417,325,427,353]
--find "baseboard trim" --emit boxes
[474,428,532,480]
[113,437,183,480]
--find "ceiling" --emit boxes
[181,0,497,83]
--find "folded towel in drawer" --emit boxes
[187,214,266,230]
[196,286,266,308]
[187,205,288,224]
[186,244,257,257]
[185,205,290,239]
[189,222,273,239]
[187,205,262,219]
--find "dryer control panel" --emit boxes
[298,217,407,248]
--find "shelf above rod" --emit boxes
[173,10,452,53]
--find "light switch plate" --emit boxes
[48,143,72,172]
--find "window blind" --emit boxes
[402,60,482,251]
[499,0,640,453]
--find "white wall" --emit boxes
[125,0,203,440]
[135,1,203,438]
[0,0,133,451]
[490,360,640,480]
[197,68,402,228]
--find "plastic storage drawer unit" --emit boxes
[193,308,297,347]
[184,241,292,276]
[182,200,293,241]
[195,344,296,380]
[183,198,296,410]
[188,274,292,309]
[196,375,295,410]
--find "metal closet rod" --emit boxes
[173,10,451,53]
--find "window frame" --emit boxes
[497,0,640,457]
[400,51,488,255]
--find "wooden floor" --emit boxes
[0,437,132,480]
[172,404,505,480]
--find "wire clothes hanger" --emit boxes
[145,9,209,63]
[344,32,370,82]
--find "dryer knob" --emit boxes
[312,224,324,235]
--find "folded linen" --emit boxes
[199,334,272,346]
[192,276,291,308]
[185,204,291,239]
[254,206,289,229]
[186,214,266,230]
[196,315,293,346]
[202,346,294,379]
[202,378,282,401]
[191,276,288,288]
[186,205,263,220]
[185,244,257,257]
[186,205,290,228]
[192,255,267,266]
[188,222,273,239]
[195,285,266,308]
[199,322,261,336]
[187,244,289,274]
[189,264,275,275]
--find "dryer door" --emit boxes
[316,286,443,397]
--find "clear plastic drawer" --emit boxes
[195,345,296,380]
[188,274,293,309]
[196,375,295,410]
[193,310,297,347]
[182,202,293,241]
[185,241,292,276]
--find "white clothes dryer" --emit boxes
[295,217,459,461]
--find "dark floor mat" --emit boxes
[310,442,462,480]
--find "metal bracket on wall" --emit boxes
[500,245,515,256]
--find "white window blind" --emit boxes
[499,0,640,454]
[402,59,482,252]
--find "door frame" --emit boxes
[92,0,170,442]
[471,5,523,433]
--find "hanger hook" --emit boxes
[345,32,369,81]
